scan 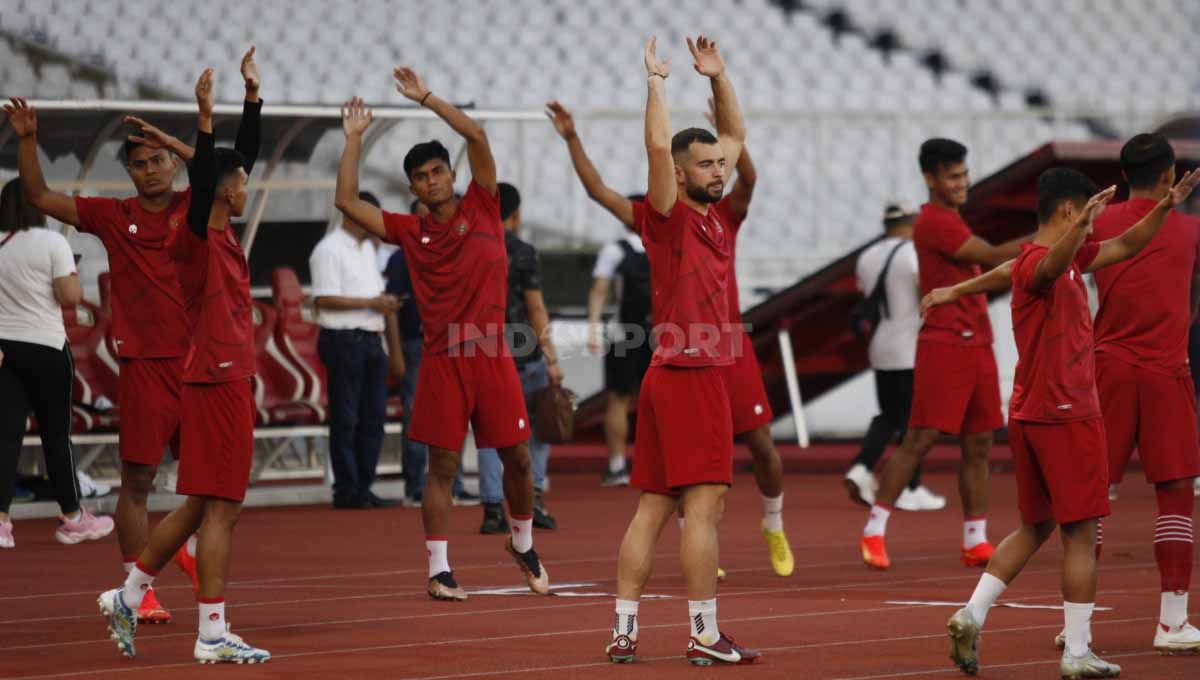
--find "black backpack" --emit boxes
[850,240,907,340]
[615,239,652,326]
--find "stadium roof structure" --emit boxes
[572,139,1200,442]
[0,99,540,251]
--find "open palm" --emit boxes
[240,45,260,90]
[3,97,37,137]
[545,101,576,139]
[195,68,215,117]
[687,35,725,78]
[643,36,670,77]
[1076,185,1117,231]
[1167,169,1200,208]
[393,67,430,103]
[341,97,373,136]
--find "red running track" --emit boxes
[1,471,1197,679]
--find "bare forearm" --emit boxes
[424,94,484,143]
[710,73,745,143]
[955,259,1015,297]
[1036,228,1090,285]
[529,304,558,364]
[587,283,608,325]
[315,295,379,311]
[17,136,49,199]
[645,77,674,213]
[1115,201,1170,256]
[336,135,363,210]
[645,78,671,155]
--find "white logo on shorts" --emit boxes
[1070,270,1076,281]
[1056,403,1072,411]
[128,224,138,234]
[754,404,764,415]
[421,236,431,244]
[518,418,526,429]
[218,361,233,368]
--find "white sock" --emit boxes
[122,560,135,575]
[614,598,639,639]
[963,517,988,549]
[609,456,626,473]
[1063,601,1094,658]
[1161,591,1189,630]
[426,539,450,577]
[186,534,198,558]
[688,598,719,645]
[863,504,891,537]
[198,599,226,640]
[966,572,1007,628]
[121,565,155,609]
[510,515,534,553]
[762,494,784,532]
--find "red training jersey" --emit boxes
[913,202,993,346]
[1090,198,1200,377]
[74,192,192,359]
[168,224,256,384]
[382,181,508,355]
[639,196,740,368]
[1008,241,1101,423]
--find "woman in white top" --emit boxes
[0,178,114,548]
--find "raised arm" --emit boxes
[394,67,495,196]
[643,37,675,215]
[333,97,387,239]
[689,36,744,172]
[704,98,756,219]
[4,98,79,226]
[952,233,1031,268]
[920,259,1015,316]
[586,276,612,354]
[185,69,218,239]
[546,100,635,226]
[123,116,195,162]
[234,45,263,174]
[1088,171,1200,272]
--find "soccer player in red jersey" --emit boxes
[98,61,270,665]
[546,98,794,578]
[334,69,550,602]
[927,166,1198,677]
[860,138,1028,570]
[5,84,212,621]
[1086,134,1200,653]
[605,36,760,667]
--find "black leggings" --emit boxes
[0,338,81,515]
[851,369,922,490]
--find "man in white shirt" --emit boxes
[310,191,402,509]
[845,204,945,511]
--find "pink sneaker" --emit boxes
[0,520,13,548]
[55,510,114,544]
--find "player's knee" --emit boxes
[120,462,157,496]
[962,431,993,456]
[427,450,459,481]
[202,500,243,530]
[499,444,531,474]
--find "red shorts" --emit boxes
[909,339,1003,435]
[409,342,530,451]
[631,365,733,495]
[723,332,773,435]
[1010,417,1110,525]
[118,357,184,465]
[176,379,255,503]
[1096,353,1200,484]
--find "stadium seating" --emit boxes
[252,301,325,426]
[269,267,329,422]
[60,302,116,432]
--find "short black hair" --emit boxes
[403,140,451,179]
[120,138,172,166]
[1036,167,1098,224]
[408,199,421,213]
[1120,133,1175,190]
[919,138,968,175]
[626,193,646,202]
[358,191,381,209]
[0,177,45,232]
[214,147,248,186]
[671,127,719,156]
[498,182,521,221]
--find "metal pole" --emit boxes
[776,327,809,448]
